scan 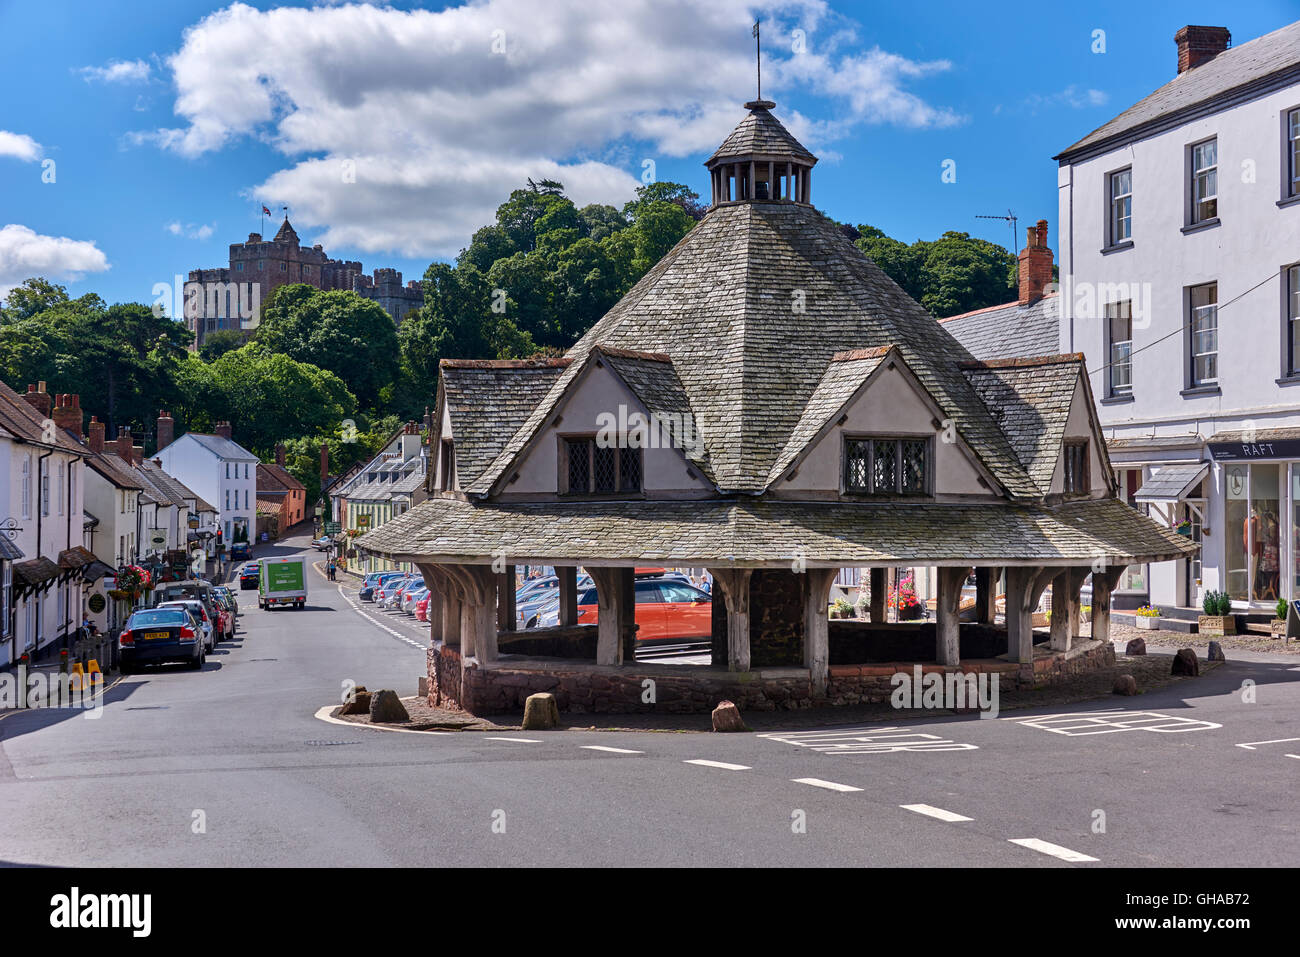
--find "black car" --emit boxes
[230,543,252,561]
[239,561,260,590]
[119,607,204,672]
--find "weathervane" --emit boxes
[753,19,762,100]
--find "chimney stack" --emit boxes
[275,443,286,467]
[320,442,329,485]
[88,417,106,455]
[1018,219,1054,306]
[52,394,83,438]
[116,426,133,463]
[23,382,52,419]
[156,410,174,452]
[1175,25,1230,74]
[215,421,232,441]
[132,445,145,466]
[423,405,433,434]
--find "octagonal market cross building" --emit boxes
[359,99,1194,715]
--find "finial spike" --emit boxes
[752,20,761,101]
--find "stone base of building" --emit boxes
[426,637,1116,716]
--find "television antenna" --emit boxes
[976,209,1018,284]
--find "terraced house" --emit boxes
[360,97,1195,715]
[335,422,425,574]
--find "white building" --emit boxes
[0,383,89,667]
[1054,20,1300,613]
[154,422,258,547]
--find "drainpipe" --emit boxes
[36,448,52,652]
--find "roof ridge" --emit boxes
[593,345,671,363]
[960,353,1085,370]
[440,358,572,369]
[940,292,1058,323]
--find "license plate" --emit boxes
[143,631,169,640]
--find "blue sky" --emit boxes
[1,0,1296,309]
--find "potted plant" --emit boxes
[1174,519,1192,537]
[831,597,854,620]
[1135,605,1161,630]
[889,571,924,621]
[1272,598,1289,637]
[1198,591,1236,636]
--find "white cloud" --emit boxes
[141,0,960,257]
[165,221,215,240]
[0,131,42,162]
[1024,86,1108,112]
[81,59,152,84]
[0,225,109,297]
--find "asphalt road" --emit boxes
[1,529,1297,867]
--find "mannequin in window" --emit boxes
[1244,507,1262,601]
[1258,511,1280,601]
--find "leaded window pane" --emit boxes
[845,439,871,491]
[593,444,617,493]
[873,440,897,493]
[619,447,642,492]
[901,440,926,493]
[566,438,590,493]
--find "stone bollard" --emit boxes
[1171,648,1200,677]
[711,699,747,732]
[522,692,559,730]
[340,687,371,715]
[1125,637,1146,656]
[1207,641,1226,662]
[1112,674,1138,696]
[369,689,409,723]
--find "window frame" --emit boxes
[557,435,644,497]
[1287,107,1300,200]
[1108,166,1132,245]
[1189,137,1218,225]
[1106,299,1133,397]
[842,435,932,497]
[1188,281,1219,388]
[1063,441,1090,495]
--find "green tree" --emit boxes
[198,329,245,362]
[855,226,1016,318]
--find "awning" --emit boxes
[1135,462,1209,504]
[12,557,61,595]
[0,534,24,561]
[80,559,115,582]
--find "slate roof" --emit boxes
[133,462,186,508]
[0,534,24,561]
[469,200,1039,498]
[941,294,1060,361]
[86,452,145,492]
[13,557,60,590]
[257,462,305,493]
[138,460,206,507]
[359,496,1195,566]
[1057,20,1300,161]
[708,100,816,164]
[0,381,87,455]
[960,354,1083,494]
[441,360,568,489]
[168,432,259,462]
[1134,462,1209,502]
[391,463,427,497]
[274,217,299,244]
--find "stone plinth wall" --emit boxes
[428,642,462,708]
[497,625,597,659]
[826,640,1116,706]
[459,662,814,715]
[710,569,806,667]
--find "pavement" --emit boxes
[1,528,1297,867]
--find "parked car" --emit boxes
[401,585,428,615]
[119,607,204,672]
[239,561,261,590]
[547,578,711,642]
[379,575,417,610]
[310,538,332,550]
[360,571,405,602]
[415,594,430,622]
[211,591,237,638]
[230,542,252,561]
[213,585,239,618]
[156,599,216,653]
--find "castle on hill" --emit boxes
[185,216,423,348]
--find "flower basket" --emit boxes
[1135,615,1159,630]
[1198,615,1236,636]
[1270,619,1288,637]
[1174,521,1192,537]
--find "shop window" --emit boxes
[1189,283,1218,386]
[844,437,929,495]
[1107,300,1132,395]
[1225,464,1282,603]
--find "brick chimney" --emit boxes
[156,410,174,452]
[23,382,51,418]
[116,426,133,463]
[52,393,83,438]
[132,445,144,466]
[88,417,106,455]
[275,442,286,467]
[215,421,232,441]
[320,442,329,485]
[1018,219,1054,306]
[1175,26,1230,74]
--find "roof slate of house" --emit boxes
[960,354,1082,494]
[358,495,1195,566]
[941,294,1059,362]
[442,362,567,489]
[1134,462,1209,502]
[1057,20,1300,160]
[469,200,1040,498]
[0,381,87,455]
[391,463,427,497]
[171,432,259,462]
[138,460,208,508]
[87,452,145,492]
[707,101,816,164]
[257,463,305,493]
[133,461,187,507]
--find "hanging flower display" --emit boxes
[116,564,152,599]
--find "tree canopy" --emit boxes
[854,225,1018,318]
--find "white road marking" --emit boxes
[313,705,450,735]
[581,745,644,754]
[684,759,751,771]
[487,737,542,743]
[1287,754,1300,761]
[337,585,425,651]
[901,803,973,822]
[1008,838,1098,863]
[793,777,863,792]
[1015,710,1221,736]
[761,727,978,754]
[1235,737,1300,750]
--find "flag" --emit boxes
[262,205,271,216]
[752,21,759,38]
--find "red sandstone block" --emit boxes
[828,665,861,677]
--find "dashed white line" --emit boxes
[337,585,425,651]
[901,803,973,822]
[793,777,863,793]
[684,759,750,771]
[1008,838,1098,863]
[581,745,644,754]
[487,737,542,743]
[1235,737,1300,750]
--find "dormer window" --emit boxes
[561,437,642,495]
[844,437,929,495]
[1064,441,1090,495]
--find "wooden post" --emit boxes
[870,567,886,623]
[974,567,997,624]
[417,563,447,644]
[1091,566,1125,646]
[588,567,630,666]
[749,161,756,201]
[558,565,578,627]
[1004,567,1052,663]
[803,568,837,695]
[497,563,516,632]
[804,167,811,204]
[767,161,774,199]
[1049,571,1071,651]
[936,566,970,666]
[786,161,792,199]
[709,568,753,673]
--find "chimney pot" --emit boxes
[275,443,286,467]
[52,391,84,438]
[116,427,133,463]
[1175,25,1230,74]
[22,382,52,418]
[156,410,175,453]
[88,417,105,455]
[1018,218,1055,306]
[215,421,232,441]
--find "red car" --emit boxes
[575,577,711,643]
[415,595,430,621]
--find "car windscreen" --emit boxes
[128,609,189,628]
